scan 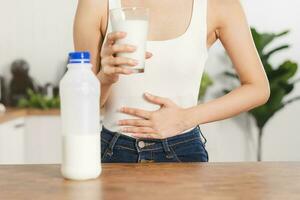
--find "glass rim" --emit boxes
[110,7,149,13]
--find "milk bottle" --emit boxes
[60,51,101,180]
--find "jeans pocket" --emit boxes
[169,146,182,162]
[101,138,139,163]
[171,138,208,162]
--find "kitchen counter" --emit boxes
[1,162,300,200]
[0,108,60,124]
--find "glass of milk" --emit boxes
[110,7,149,73]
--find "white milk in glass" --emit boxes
[110,8,149,73]
[60,51,101,181]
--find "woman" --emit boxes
[73,0,270,163]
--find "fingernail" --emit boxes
[120,32,126,36]
[132,60,139,65]
[125,69,133,74]
[127,45,135,49]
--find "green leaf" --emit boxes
[26,89,35,97]
[268,87,285,110]
[17,88,60,109]
[199,72,214,100]
[269,61,298,83]
[264,44,290,59]
[278,61,298,81]
[249,105,270,128]
[278,82,294,95]
[17,98,29,108]
[275,30,290,37]
[224,71,239,79]
[251,28,290,55]
[250,87,285,128]
[262,61,273,75]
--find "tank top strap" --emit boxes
[188,0,208,51]
[109,0,121,10]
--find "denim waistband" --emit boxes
[101,125,206,154]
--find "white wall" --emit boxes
[0,0,299,161]
[0,0,77,85]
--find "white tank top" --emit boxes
[102,0,208,137]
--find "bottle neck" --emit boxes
[67,63,92,70]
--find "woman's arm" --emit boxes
[185,0,270,128]
[73,0,111,108]
[73,0,105,74]
[74,0,121,109]
[117,0,270,139]
[74,0,151,108]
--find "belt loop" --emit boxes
[162,139,174,159]
[135,140,141,153]
[197,125,207,145]
[197,124,201,132]
[104,132,121,157]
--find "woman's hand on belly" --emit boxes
[117,93,191,139]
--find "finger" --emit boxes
[109,44,136,55]
[103,65,133,75]
[119,107,152,119]
[144,93,171,106]
[145,52,153,59]
[108,57,138,66]
[121,126,156,134]
[106,32,126,45]
[118,119,152,127]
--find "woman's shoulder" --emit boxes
[76,0,108,16]
[208,0,246,27]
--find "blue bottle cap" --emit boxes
[68,51,91,64]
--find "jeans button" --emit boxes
[138,141,145,148]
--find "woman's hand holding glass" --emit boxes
[98,31,152,85]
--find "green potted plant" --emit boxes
[223,28,300,161]
[17,89,60,110]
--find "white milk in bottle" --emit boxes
[59,51,101,180]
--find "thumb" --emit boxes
[144,93,171,106]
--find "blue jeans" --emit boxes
[101,125,209,163]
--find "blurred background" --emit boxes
[0,0,299,164]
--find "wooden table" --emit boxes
[1,162,300,200]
